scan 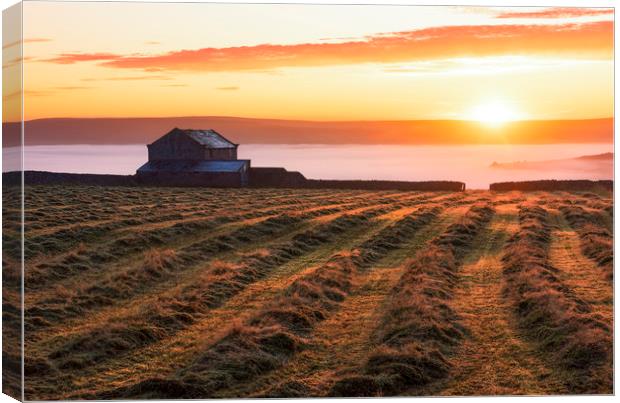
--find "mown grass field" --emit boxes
[2,186,613,399]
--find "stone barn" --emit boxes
[136,128,250,187]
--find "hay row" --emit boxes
[502,205,612,393]
[329,204,495,396]
[560,205,613,280]
[86,206,443,399]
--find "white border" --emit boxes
[0,1,616,403]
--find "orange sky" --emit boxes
[2,4,614,123]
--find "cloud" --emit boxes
[2,38,52,50]
[215,86,239,91]
[2,56,35,69]
[144,41,161,45]
[3,86,94,101]
[160,83,188,87]
[496,7,614,19]
[3,89,56,100]
[384,56,607,76]
[45,21,612,73]
[45,52,120,64]
[53,86,93,90]
[81,75,172,81]
[318,36,363,42]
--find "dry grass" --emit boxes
[96,252,360,399]
[7,186,612,399]
[143,248,178,272]
[560,205,613,280]
[37,211,381,374]
[424,208,567,395]
[87,206,444,399]
[329,204,494,396]
[501,205,612,393]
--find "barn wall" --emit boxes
[249,167,306,187]
[205,148,237,160]
[148,133,203,160]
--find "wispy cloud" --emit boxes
[384,56,607,76]
[81,75,172,81]
[46,52,119,64]
[318,36,363,42]
[496,7,613,19]
[215,86,239,91]
[3,89,56,100]
[43,21,612,73]
[2,37,52,50]
[4,86,93,100]
[2,56,35,69]
[53,86,94,90]
[144,41,161,45]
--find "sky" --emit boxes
[3,3,614,123]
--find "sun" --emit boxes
[467,101,522,127]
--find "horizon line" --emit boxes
[6,115,615,124]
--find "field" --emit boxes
[2,186,613,399]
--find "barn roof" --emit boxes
[137,159,249,174]
[179,128,237,149]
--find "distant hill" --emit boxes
[490,152,613,174]
[2,116,613,147]
[575,152,614,160]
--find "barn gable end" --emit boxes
[147,128,238,161]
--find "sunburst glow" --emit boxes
[467,101,523,127]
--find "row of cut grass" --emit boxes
[34,207,395,378]
[20,191,370,260]
[83,206,443,399]
[328,204,495,397]
[560,205,613,280]
[26,212,320,333]
[502,205,612,393]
